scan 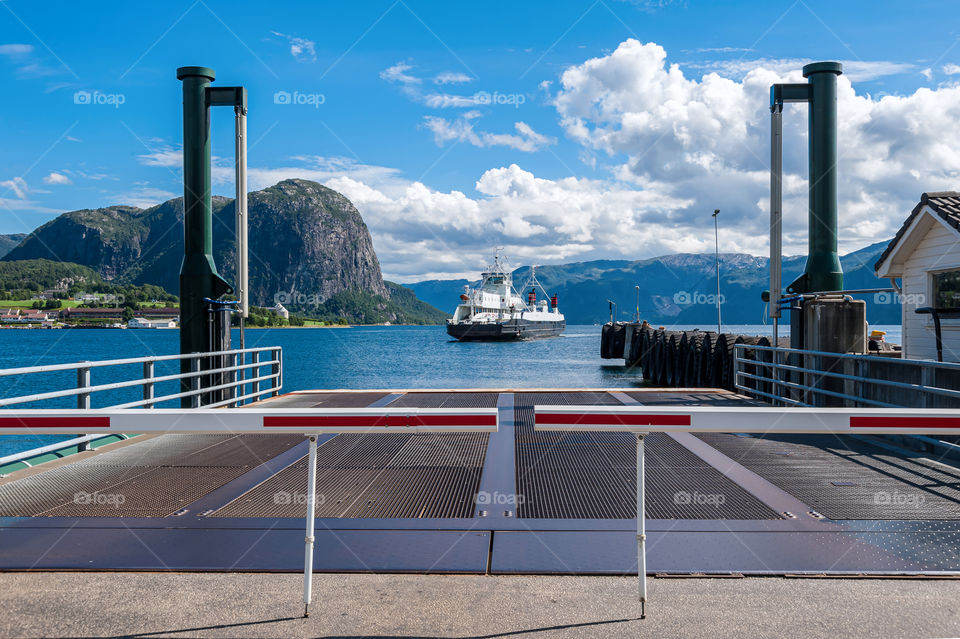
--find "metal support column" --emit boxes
[770,104,783,346]
[636,432,647,619]
[303,435,318,618]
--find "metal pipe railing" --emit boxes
[0,346,283,467]
[733,344,960,407]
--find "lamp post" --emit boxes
[713,209,722,334]
[635,285,640,323]
[607,299,617,324]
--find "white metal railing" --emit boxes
[733,343,960,408]
[0,346,282,468]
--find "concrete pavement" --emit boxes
[1,572,958,638]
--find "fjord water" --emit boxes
[0,323,901,457]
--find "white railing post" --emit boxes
[76,364,91,450]
[921,364,934,409]
[636,432,647,620]
[303,435,318,618]
[143,361,155,408]
[189,355,201,409]
[272,348,282,397]
[251,350,260,400]
[230,351,239,408]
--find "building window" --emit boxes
[933,268,960,309]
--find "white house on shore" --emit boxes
[875,192,960,362]
[127,317,177,329]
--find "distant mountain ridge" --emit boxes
[407,241,898,325]
[3,179,446,324]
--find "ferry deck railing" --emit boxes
[0,346,282,469]
[732,343,960,408]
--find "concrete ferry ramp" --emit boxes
[0,389,958,575]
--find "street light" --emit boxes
[635,285,640,323]
[607,299,617,324]
[712,209,722,334]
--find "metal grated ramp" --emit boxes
[697,433,960,520]
[0,435,302,517]
[388,392,500,408]
[261,392,389,408]
[625,390,758,406]
[513,392,778,520]
[211,431,489,519]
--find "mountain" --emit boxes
[0,234,27,258]
[407,241,899,326]
[4,179,445,324]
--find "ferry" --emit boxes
[446,253,565,341]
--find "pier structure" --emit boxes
[2,387,960,610]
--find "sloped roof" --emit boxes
[874,192,960,272]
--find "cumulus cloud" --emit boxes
[272,31,316,63]
[423,112,555,152]
[944,63,960,75]
[42,172,71,185]
[139,39,960,281]
[553,39,960,256]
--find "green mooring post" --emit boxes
[177,66,233,406]
[788,61,844,294]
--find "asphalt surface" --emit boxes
[1,573,958,638]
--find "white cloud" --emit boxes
[113,185,178,209]
[423,113,555,152]
[685,57,915,82]
[943,63,960,75]
[0,177,28,199]
[552,38,960,257]
[380,62,421,85]
[272,31,316,63]
[433,72,472,85]
[0,44,33,57]
[138,146,181,167]
[42,172,71,185]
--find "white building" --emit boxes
[875,192,960,362]
[272,303,289,320]
[127,317,177,329]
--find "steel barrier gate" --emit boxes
[533,405,960,618]
[0,407,498,618]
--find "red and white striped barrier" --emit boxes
[534,406,960,435]
[0,408,498,435]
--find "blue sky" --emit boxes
[2,1,960,280]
